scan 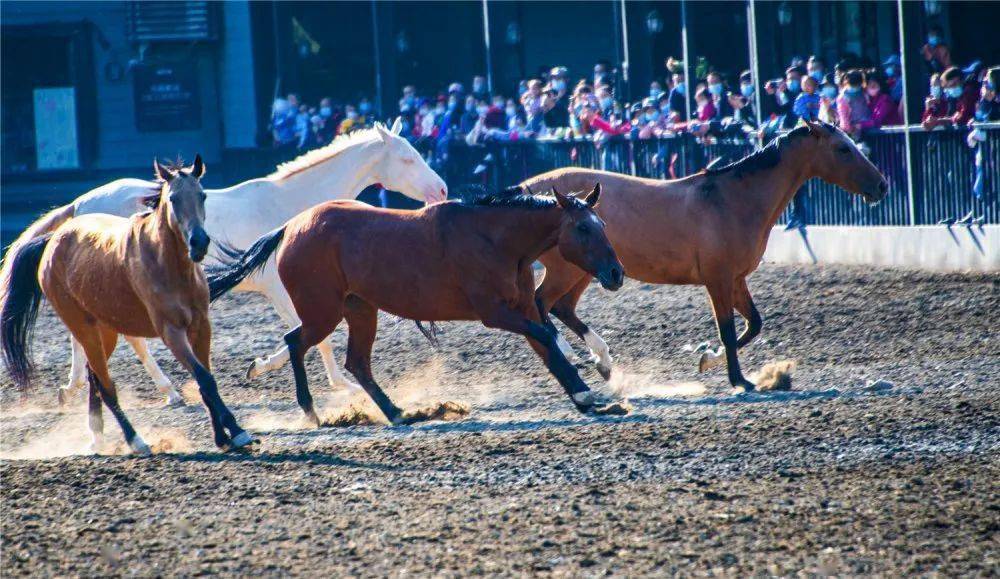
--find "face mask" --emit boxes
[448,99,458,110]
[708,83,723,96]
[975,110,988,121]
[435,105,446,114]
[845,87,862,97]
[359,103,371,114]
[810,70,824,82]
[787,79,801,92]
[473,81,484,91]
[346,111,358,120]
[505,106,516,116]
[650,88,661,97]
[945,86,963,99]
[645,111,660,122]
[867,87,880,97]
[822,86,837,99]
[518,85,528,96]
[676,83,686,95]
[928,35,939,47]
[741,84,754,97]
[554,80,566,92]
[660,104,670,113]
[885,66,896,77]
[777,92,789,105]
[477,105,488,115]
[320,107,332,118]
[601,97,614,109]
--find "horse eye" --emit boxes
[837,145,851,154]
[200,193,207,201]
[576,223,590,234]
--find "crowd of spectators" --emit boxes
[269,27,998,154]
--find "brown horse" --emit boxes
[525,121,887,391]
[206,185,625,425]
[0,157,252,453]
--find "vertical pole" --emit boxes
[897,0,916,225]
[747,0,763,132]
[482,0,493,94]
[619,0,631,96]
[370,0,384,118]
[271,1,283,100]
[680,0,692,122]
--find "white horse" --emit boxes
[6,120,446,404]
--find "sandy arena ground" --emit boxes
[2,263,998,576]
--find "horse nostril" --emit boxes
[878,181,888,194]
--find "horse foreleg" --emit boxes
[58,335,89,406]
[548,277,614,379]
[699,278,762,372]
[704,280,755,392]
[123,336,184,406]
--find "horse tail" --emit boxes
[0,234,53,389]
[206,227,286,302]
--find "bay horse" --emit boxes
[206,185,626,425]
[524,121,887,391]
[3,119,445,404]
[0,157,252,454]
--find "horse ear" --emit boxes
[553,187,572,209]
[390,117,403,135]
[153,159,173,182]
[584,183,601,208]
[190,154,206,179]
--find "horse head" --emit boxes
[372,119,448,205]
[154,155,210,262]
[553,183,624,291]
[804,121,888,204]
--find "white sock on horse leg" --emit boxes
[584,329,612,369]
[316,339,361,390]
[555,332,579,362]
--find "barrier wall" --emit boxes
[761,224,999,272]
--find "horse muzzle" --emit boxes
[189,229,210,263]
[596,265,625,291]
[863,179,889,204]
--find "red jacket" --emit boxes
[860,92,902,129]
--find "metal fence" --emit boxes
[441,124,1000,226]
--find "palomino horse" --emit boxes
[3,119,446,404]
[0,157,252,453]
[525,121,887,391]
[206,185,626,425]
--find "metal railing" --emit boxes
[440,124,999,226]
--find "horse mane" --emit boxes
[704,125,813,179]
[268,125,388,180]
[458,184,584,211]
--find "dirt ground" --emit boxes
[2,263,998,576]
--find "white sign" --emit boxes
[33,87,79,170]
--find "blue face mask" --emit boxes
[359,103,371,114]
[650,87,661,98]
[885,66,896,77]
[320,106,332,118]
[975,110,988,121]
[810,70,824,82]
[740,84,754,97]
[645,111,660,122]
[930,86,942,98]
[945,86,963,99]
[822,86,837,99]
[708,83,723,96]
[845,86,862,97]
[928,35,939,47]
[787,79,801,93]
[676,83,686,95]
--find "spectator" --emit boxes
[636,97,667,139]
[920,24,952,73]
[316,97,338,143]
[471,75,489,101]
[923,66,978,128]
[819,74,839,125]
[725,70,757,129]
[543,66,570,128]
[882,55,903,103]
[596,84,615,117]
[859,71,902,130]
[836,69,871,137]
[668,72,687,120]
[778,66,805,126]
[649,80,665,100]
[705,71,734,121]
[686,87,717,137]
[295,104,311,149]
[504,98,520,130]
[593,60,614,88]
[521,79,552,133]
[793,75,821,122]
[921,73,948,126]
[807,56,826,83]
[579,103,630,142]
[338,104,360,134]
[399,85,417,114]
[358,98,373,124]
[270,95,297,148]
[460,95,479,134]
[975,67,1000,122]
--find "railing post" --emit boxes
[897,0,917,225]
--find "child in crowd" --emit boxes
[793,75,821,122]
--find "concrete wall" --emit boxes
[763,225,1000,273]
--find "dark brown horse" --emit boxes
[206,185,625,425]
[0,157,252,453]
[524,121,888,391]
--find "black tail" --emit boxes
[206,227,286,302]
[0,234,52,388]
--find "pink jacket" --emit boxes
[859,92,902,129]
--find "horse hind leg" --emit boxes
[79,327,150,455]
[342,296,404,424]
[698,278,761,372]
[58,335,89,406]
[124,336,184,406]
[284,294,344,427]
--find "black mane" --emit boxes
[456,184,585,211]
[704,124,814,179]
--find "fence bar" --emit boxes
[482,0,493,94]
[680,0,692,122]
[370,0,383,117]
[896,0,916,225]
[747,0,763,131]
[619,0,631,96]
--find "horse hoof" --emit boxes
[731,381,756,395]
[698,349,725,373]
[305,410,322,428]
[164,395,186,408]
[245,360,264,380]
[129,439,153,456]
[229,431,257,450]
[596,364,613,381]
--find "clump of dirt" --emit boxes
[591,400,633,416]
[753,360,797,391]
[400,401,471,423]
[325,406,384,427]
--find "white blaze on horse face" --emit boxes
[584,329,612,370]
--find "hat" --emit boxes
[629,102,643,114]
[447,82,464,94]
[882,54,901,67]
[549,66,568,78]
[642,97,657,109]
[962,60,984,76]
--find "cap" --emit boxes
[962,60,984,75]
[882,54,901,67]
